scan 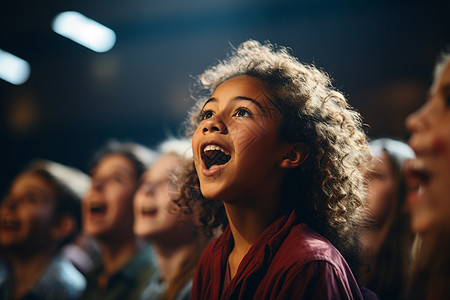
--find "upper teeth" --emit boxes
[204,145,225,153]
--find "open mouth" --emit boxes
[1,219,20,231]
[405,159,431,185]
[202,145,231,170]
[90,203,107,215]
[141,207,157,217]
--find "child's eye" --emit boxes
[199,110,214,121]
[24,193,39,204]
[234,107,252,118]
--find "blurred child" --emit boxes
[179,40,371,299]
[359,138,414,299]
[134,138,211,300]
[0,159,89,299]
[81,141,157,300]
[405,51,450,299]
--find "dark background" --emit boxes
[1,0,450,193]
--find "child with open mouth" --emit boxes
[178,40,372,299]
[405,51,450,299]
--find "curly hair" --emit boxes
[178,40,370,271]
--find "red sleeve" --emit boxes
[275,261,363,300]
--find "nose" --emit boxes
[91,178,104,192]
[201,116,227,134]
[1,196,19,211]
[405,103,428,134]
[142,182,156,196]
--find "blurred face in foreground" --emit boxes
[406,60,450,234]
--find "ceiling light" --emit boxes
[52,11,116,53]
[0,49,30,85]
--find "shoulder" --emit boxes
[265,224,363,298]
[276,223,348,268]
[175,277,193,300]
[35,257,86,300]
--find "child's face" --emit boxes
[406,61,450,234]
[363,149,396,227]
[192,75,285,203]
[83,154,138,240]
[0,173,56,251]
[134,154,196,242]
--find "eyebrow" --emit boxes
[202,96,265,111]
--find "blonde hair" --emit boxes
[180,40,370,270]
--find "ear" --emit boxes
[50,214,76,241]
[278,142,309,169]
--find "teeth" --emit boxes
[204,145,225,153]
[409,159,425,172]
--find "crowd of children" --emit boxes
[1,39,449,299]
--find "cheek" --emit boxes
[133,193,145,213]
[432,133,450,156]
[367,181,394,220]
[25,208,54,233]
[410,200,436,234]
[108,186,134,206]
[192,130,202,164]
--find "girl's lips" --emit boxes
[201,161,228,177]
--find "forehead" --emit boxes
[93,154,136,176]
[433,61,450,91]
[211,76,273,102]
[144,154,180,181]
[10,173,54,198]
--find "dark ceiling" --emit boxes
[1,0,450,191]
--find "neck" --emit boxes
[9,251,53,300]
[224,187,282,278]
[152,238,203,284]
[97,236,141,275]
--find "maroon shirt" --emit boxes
[191,210,364,300]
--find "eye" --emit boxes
[199,110,214,121]
[234,107,252,118]
[24,193,39,204]
[110,174,125,183]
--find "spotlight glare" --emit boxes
[52,11,116,53]
[0,49,31,85]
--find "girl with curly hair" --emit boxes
[179,40,371,299]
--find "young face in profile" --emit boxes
[192,75,286,204]
[83,154,138,240]
[406,60,450,234]
[134,153,197,243]
[0,173,56,251]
